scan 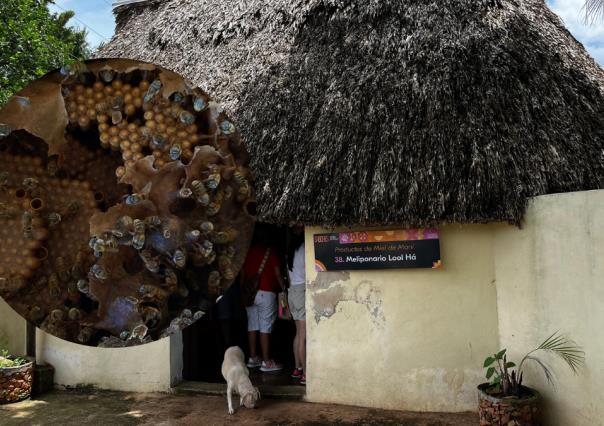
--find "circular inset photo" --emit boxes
[0,59,255,347]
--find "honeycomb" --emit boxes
[61,135,128,207]
[0,155,97,268]
[63,76,213,174]
[0,59,255,346]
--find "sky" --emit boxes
[48,0,604,65]
[549,0,604,63]
[47,0,116,49]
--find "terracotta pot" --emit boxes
[478,383,540,426]
[0,358,34,404]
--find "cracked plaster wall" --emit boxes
[304,225,500,412]
[304,190,604,417]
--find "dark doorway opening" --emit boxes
[182,223,298,388]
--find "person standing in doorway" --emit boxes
[287,225,306,385]
[242,226,284,372]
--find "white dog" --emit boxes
[221,346,261,414]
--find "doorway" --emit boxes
[181,224,300,389]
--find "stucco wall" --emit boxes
[303,189,604,417]
[0,300,182,392]
[304,224,501,412]
[494,189,604,426]
[0,297,26,356]
[35,329,183,392]
[1,189,602,419]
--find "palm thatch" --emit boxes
[100,0,604,227]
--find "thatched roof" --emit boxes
[99,0,604,227]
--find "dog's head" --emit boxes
[240,387,260,408]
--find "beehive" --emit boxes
[0,59,255,346]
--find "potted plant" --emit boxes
[0,349,34,404]
[479,332,585,426]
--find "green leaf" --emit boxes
[505,362,516,368]
[495,349,507,360]
[0,0,90,107]
[536,331,585,374]
[486,367,495,379]
[483,356,495,367]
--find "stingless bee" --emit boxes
[172,249,186,269]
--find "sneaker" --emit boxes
[260,359,283,372]
[291,368,303,379]
[247,357,261,368]
[300,375,306,385]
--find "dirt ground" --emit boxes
[0,389,477,426]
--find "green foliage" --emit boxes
[483,332,585,398]
[0,349,28,368]
[0,0,90,106]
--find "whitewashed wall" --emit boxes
[35,330,182,392]
[0,298,182,393]
[305,189,604,420]
[0,189,602,420]
[495,190,604,426]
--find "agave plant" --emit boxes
[483,332,585,397]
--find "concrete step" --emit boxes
[173,381,305,400]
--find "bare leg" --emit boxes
[248,331,258,359]
[227,383,234,414]
[297,320,307,374]
[260,332,271,362]
[293,321,301,368]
